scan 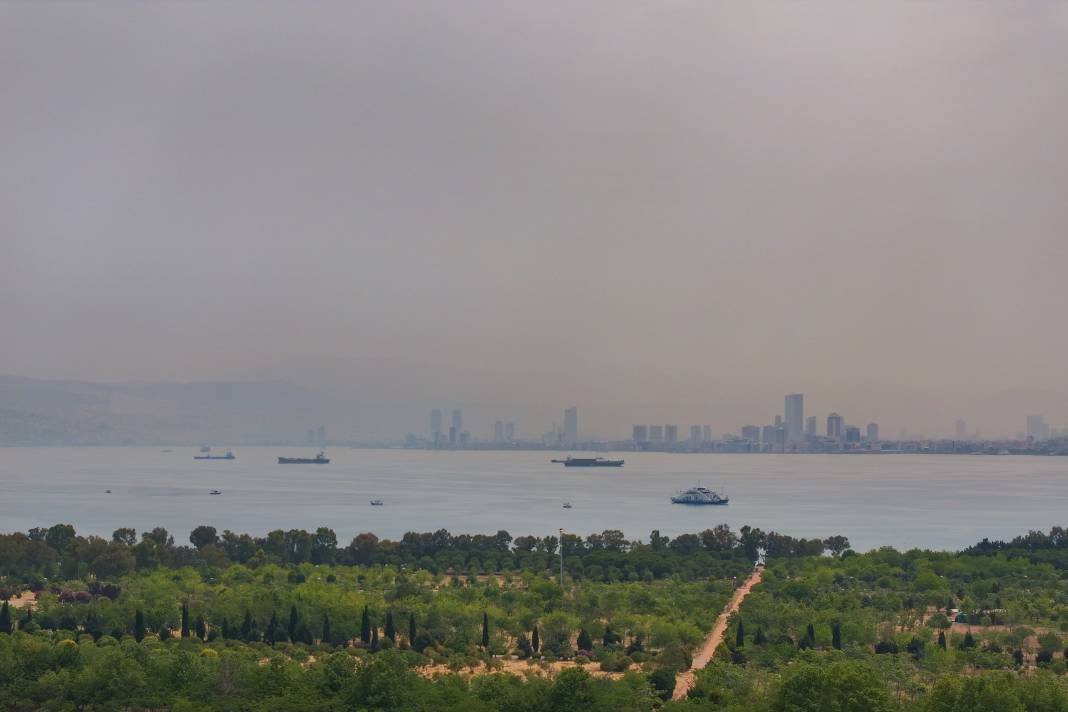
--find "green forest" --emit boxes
[2,524,1068,710]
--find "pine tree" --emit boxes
[289,605,299,642]
[735,620,745,647]
[576,628,592,652]
[134,609,145,642]
[408,612,416,645]
[482,612,491,648]
[322,614,331,645]
[385,611,396,642]
[361,605,371,644]
[370,625,379,652]
[531,625,540,653]
[603,625,620,648]
[0,602,12,634]
[195,615,207,641]
[181,602,190,638]
[517,634,532,658]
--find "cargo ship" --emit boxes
[551,456,624,467]
[278,451,330,464]
[194,449,235,460]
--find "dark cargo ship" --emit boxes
[194,450,235,460]
[278,451,330,465]
[551,456,624,467]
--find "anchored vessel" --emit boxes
[278,451,330,465]
[551,456,624,467]
[194,449,235,460]
[370,499,384,506]
[671,487,729,505]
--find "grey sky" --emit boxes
[2,2,1066,439]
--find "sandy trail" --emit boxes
[672,566,764,701]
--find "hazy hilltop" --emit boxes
[0,376,353,445]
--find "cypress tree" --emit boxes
[159,626,171,641]
[264,611,279,644]
[370,625,379,652]
[181,602,190,638]
[0,602,11,634]
[241,610,254,642]
[754,627,766,645]
[735,620,745,647]
[220,617,230,639]
[938,630,947,650]
[831,621,842,650]
[806,623,816,645]
[603,625,619,647]
[322,614,331,645]
[482,612,491,648]
[195,615,207,641]
[134,609,145,642]
[576,628,592,651]
[408,612,416,645]
[361,605,371,644]
[531,625,540,653]
[288,605,299,642]
[385,611,396,642]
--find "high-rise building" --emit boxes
[448,426,457,446]
[632,425,648,443]
[649,425,664,442]
[1027,415,1050,441]
[564,407,578,444]
[955,419,967,440]
[451,409,463,434]
[494,420,504,442]
[785,394,804,444]
[690,425,702,442]
[741,425,760,442]
[805,416,817,437]
[664,425,678,444]
[505,421,515,441]
[827,413,844,441]
[774,415,783,428]
[761,425,776,446]
[430,409,443,439]
[866,422,879,442]
[845,426,861,444]
[702,425,712,442]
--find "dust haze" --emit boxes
[2,2,1066,440]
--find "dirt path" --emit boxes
[672,566,764,701]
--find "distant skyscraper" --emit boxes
[451,409,462,434]
[649,425,664,442]
[741,425,760,442]
[564,407,578,444]
[632,425,648,443]
[866,422,879,442]
[665,425,678,444]
[505,421,515,441]
[761,425,776,446]
[448,426,457,446]
[785,394,804,444]
[845,426,861,444]
[690,425,702,442]
[702,425,712,442]
[955,419,967,440]
[1027,415,1050,441]
[494,420,504,442]
[827,413,844,441]
[805,416,817,437]
[430,409,443,439]
[774,415,783,428]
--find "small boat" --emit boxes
[209,490,222,495]
[105,489,111,494]
[550,456,624,467]
[278,451,330,464]
[671,487,729,505]
[562,502,572,509]
[370,499,384,506]
[194,449,235,460]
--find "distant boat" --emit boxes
[199,446,211,453]
[194,450,235,460]
[551,456,624,467]
[160,449,173,453]
[278,451,330,465]
[209,490,222,495]
[671,487,729,505]
[562,502,573,509]
[105,489,111,494]
[370,499,384,506]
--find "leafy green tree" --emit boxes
[481,612,491,648]
[189,525,218,549]
[577,628,592,651]
[648,666,677,702]
[517,634,533,658]
[736,620,745,647]
[772,660,894,712]
[134,609,145,642]
[111,527,137,546]
[921,674,1025,712]
[384,611,395,642]
[180,601,190,638]
[361,605,371,644]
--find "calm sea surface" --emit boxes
[1,448,1065,552]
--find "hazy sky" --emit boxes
[2,2,1066,439]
